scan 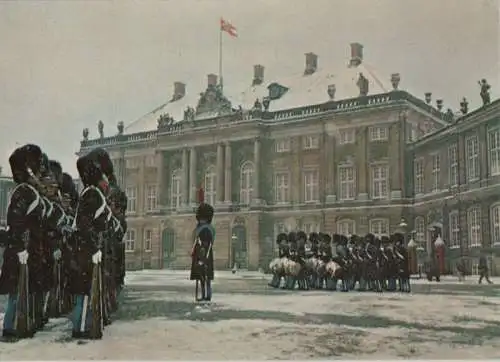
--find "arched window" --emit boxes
[204,165,217,206]
[240,161,254,205]
[171,169,182,209]
[414,216,426,248]
[491,204,500,246]
[369,218,389,237]
[337,219,356,236]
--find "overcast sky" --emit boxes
[0,0,498,177]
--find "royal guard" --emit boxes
[0,144,46,340]
[190,190,215,302]
[43,160,67,320]
[70,154,111,339]
[58,172,78,314]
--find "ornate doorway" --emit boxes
[162,228,175,268]
[231,223,248,269]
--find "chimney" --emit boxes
[304,52,318,75]
[349,43,364,67]
[172,82,186,101]
[252,64,265,86]
[207,74,218,88]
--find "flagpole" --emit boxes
[218,23,223,93]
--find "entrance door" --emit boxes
[231,225,248,269]
[162,228,175,268]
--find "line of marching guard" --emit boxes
[0,144,127,341]
[268,231,411,293]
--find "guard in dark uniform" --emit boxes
[190,202,215,302]
[0,144,45,339]
[393,233,410,292]
[70,154,111,339]
[320,233,334,290]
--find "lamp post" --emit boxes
[231,234,238,273]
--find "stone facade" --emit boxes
[409,99,500,274]
[79,90,471,271]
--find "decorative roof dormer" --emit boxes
[268,82,289,101]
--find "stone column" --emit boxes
[155,151,165,209]
[357,127,368,200]
[216,143,224,203]
[253,137,261,204]
[224,142,232,203]
[189,147,197,205]
[325,133,336,203]
[182,148,189,207]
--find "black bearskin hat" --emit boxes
[9,144,43,183]
[49,160,63,186]
[77,154,103,187]
[196,202,214,223]
[365,233,375,244]
[61,172,79,209]
[276,233,288,244]
[321,233,332,244]
[381,235,390,245]
[287,231,297,243]
[339,234,348,245]
[392,232,405,245]
[86,148,116,186]
[296,230,307,241]
[331,233,341,244]
[309,232,319,243]
[350,234,360,244]
[40,153,51,178]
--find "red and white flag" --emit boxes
[220,17,237,37]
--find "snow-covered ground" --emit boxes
[1,270,500,360]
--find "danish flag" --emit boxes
[220,18,237,37]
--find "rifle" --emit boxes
[14,230,30,337]
[89,232,103,339]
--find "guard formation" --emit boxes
[0,144,127,342]
[269,231,411,293]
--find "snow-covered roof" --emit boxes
[124,59,392,135]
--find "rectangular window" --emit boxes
[338,129,355,145]
[369,126,388,141]
[145,155,156,168]
[275,139,290,153]
[126,158,138,169]
[303,169,319,202]
[337,220,356,236]
[414,217,426,250]
[126,186,137,213]
[489,128,500,176]
[466,135,480,182]
[145,184,158,212]
[369,219,389,237]
[125,229,136,252]
[449,212,460,249]
[491,205,500,245]
[303,135,319,150]
[144,229,152,251]
[431,154,440,192]
[467,207,481,248]
[414,158,424,195]
[338,165,356,200]
[448,144,458,187]
[371,164,389,200]
[302,222,320,234]
[275,172,290,203]
[171,171,182,209]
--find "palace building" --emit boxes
[77,43,499,274]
